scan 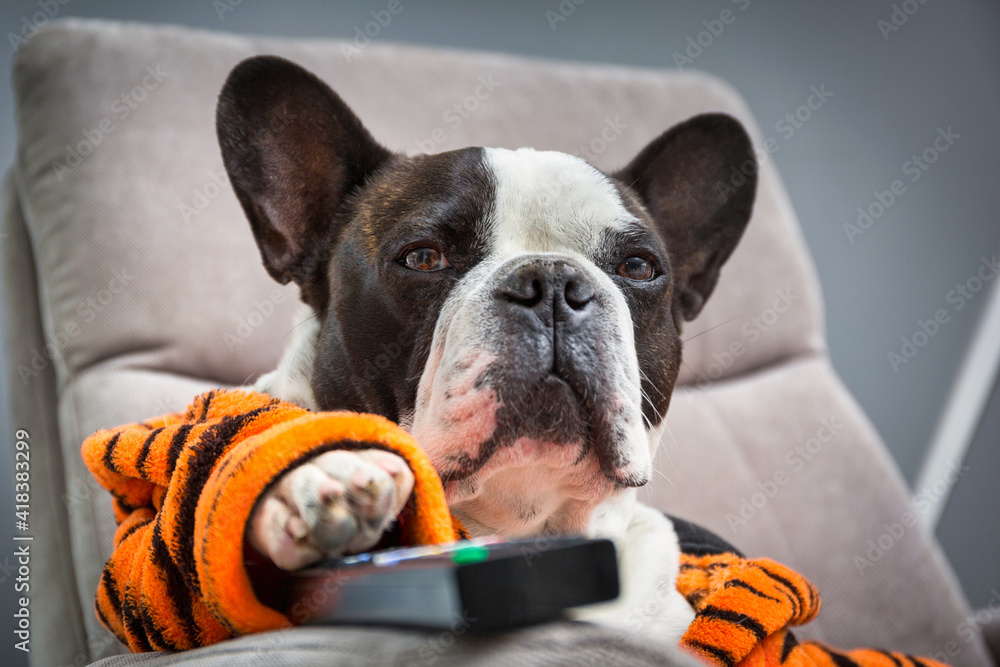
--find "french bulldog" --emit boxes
[216,55,756,640]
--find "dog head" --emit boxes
[217,56,756,537]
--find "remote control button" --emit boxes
[452,545,489,564]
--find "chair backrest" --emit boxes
[4,18,990,667]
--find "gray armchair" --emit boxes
[3,19,992,667]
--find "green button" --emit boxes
[451,545,489,564]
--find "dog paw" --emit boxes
[248,449,414,570]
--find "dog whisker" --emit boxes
[659,425,679,474]
[651,465,677,492]
[281,312,320,344]
[681,314,744,343]
[637,366,666,395]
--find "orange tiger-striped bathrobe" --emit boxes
[82,389,951,667]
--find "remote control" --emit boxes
[287,536,619,632]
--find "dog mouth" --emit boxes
[437,364,635,487]
[512,370,589,441]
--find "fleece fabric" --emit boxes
[84,390,950,667]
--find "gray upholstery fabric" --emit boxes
[3,17,992,667]
[3,171,95,665]
[88,624,702,667]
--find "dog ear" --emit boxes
[615,113,757,322]
[216,55,392,302]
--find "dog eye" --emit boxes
[403,247,448,271]
[617,256,654,281]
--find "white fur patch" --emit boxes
[571,500,694,642]
[253,304,320,410]
[484,147,636,259]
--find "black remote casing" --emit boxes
[287,536,619,632]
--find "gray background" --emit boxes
[0,1,998,665]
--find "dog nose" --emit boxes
[499,260,595,322]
